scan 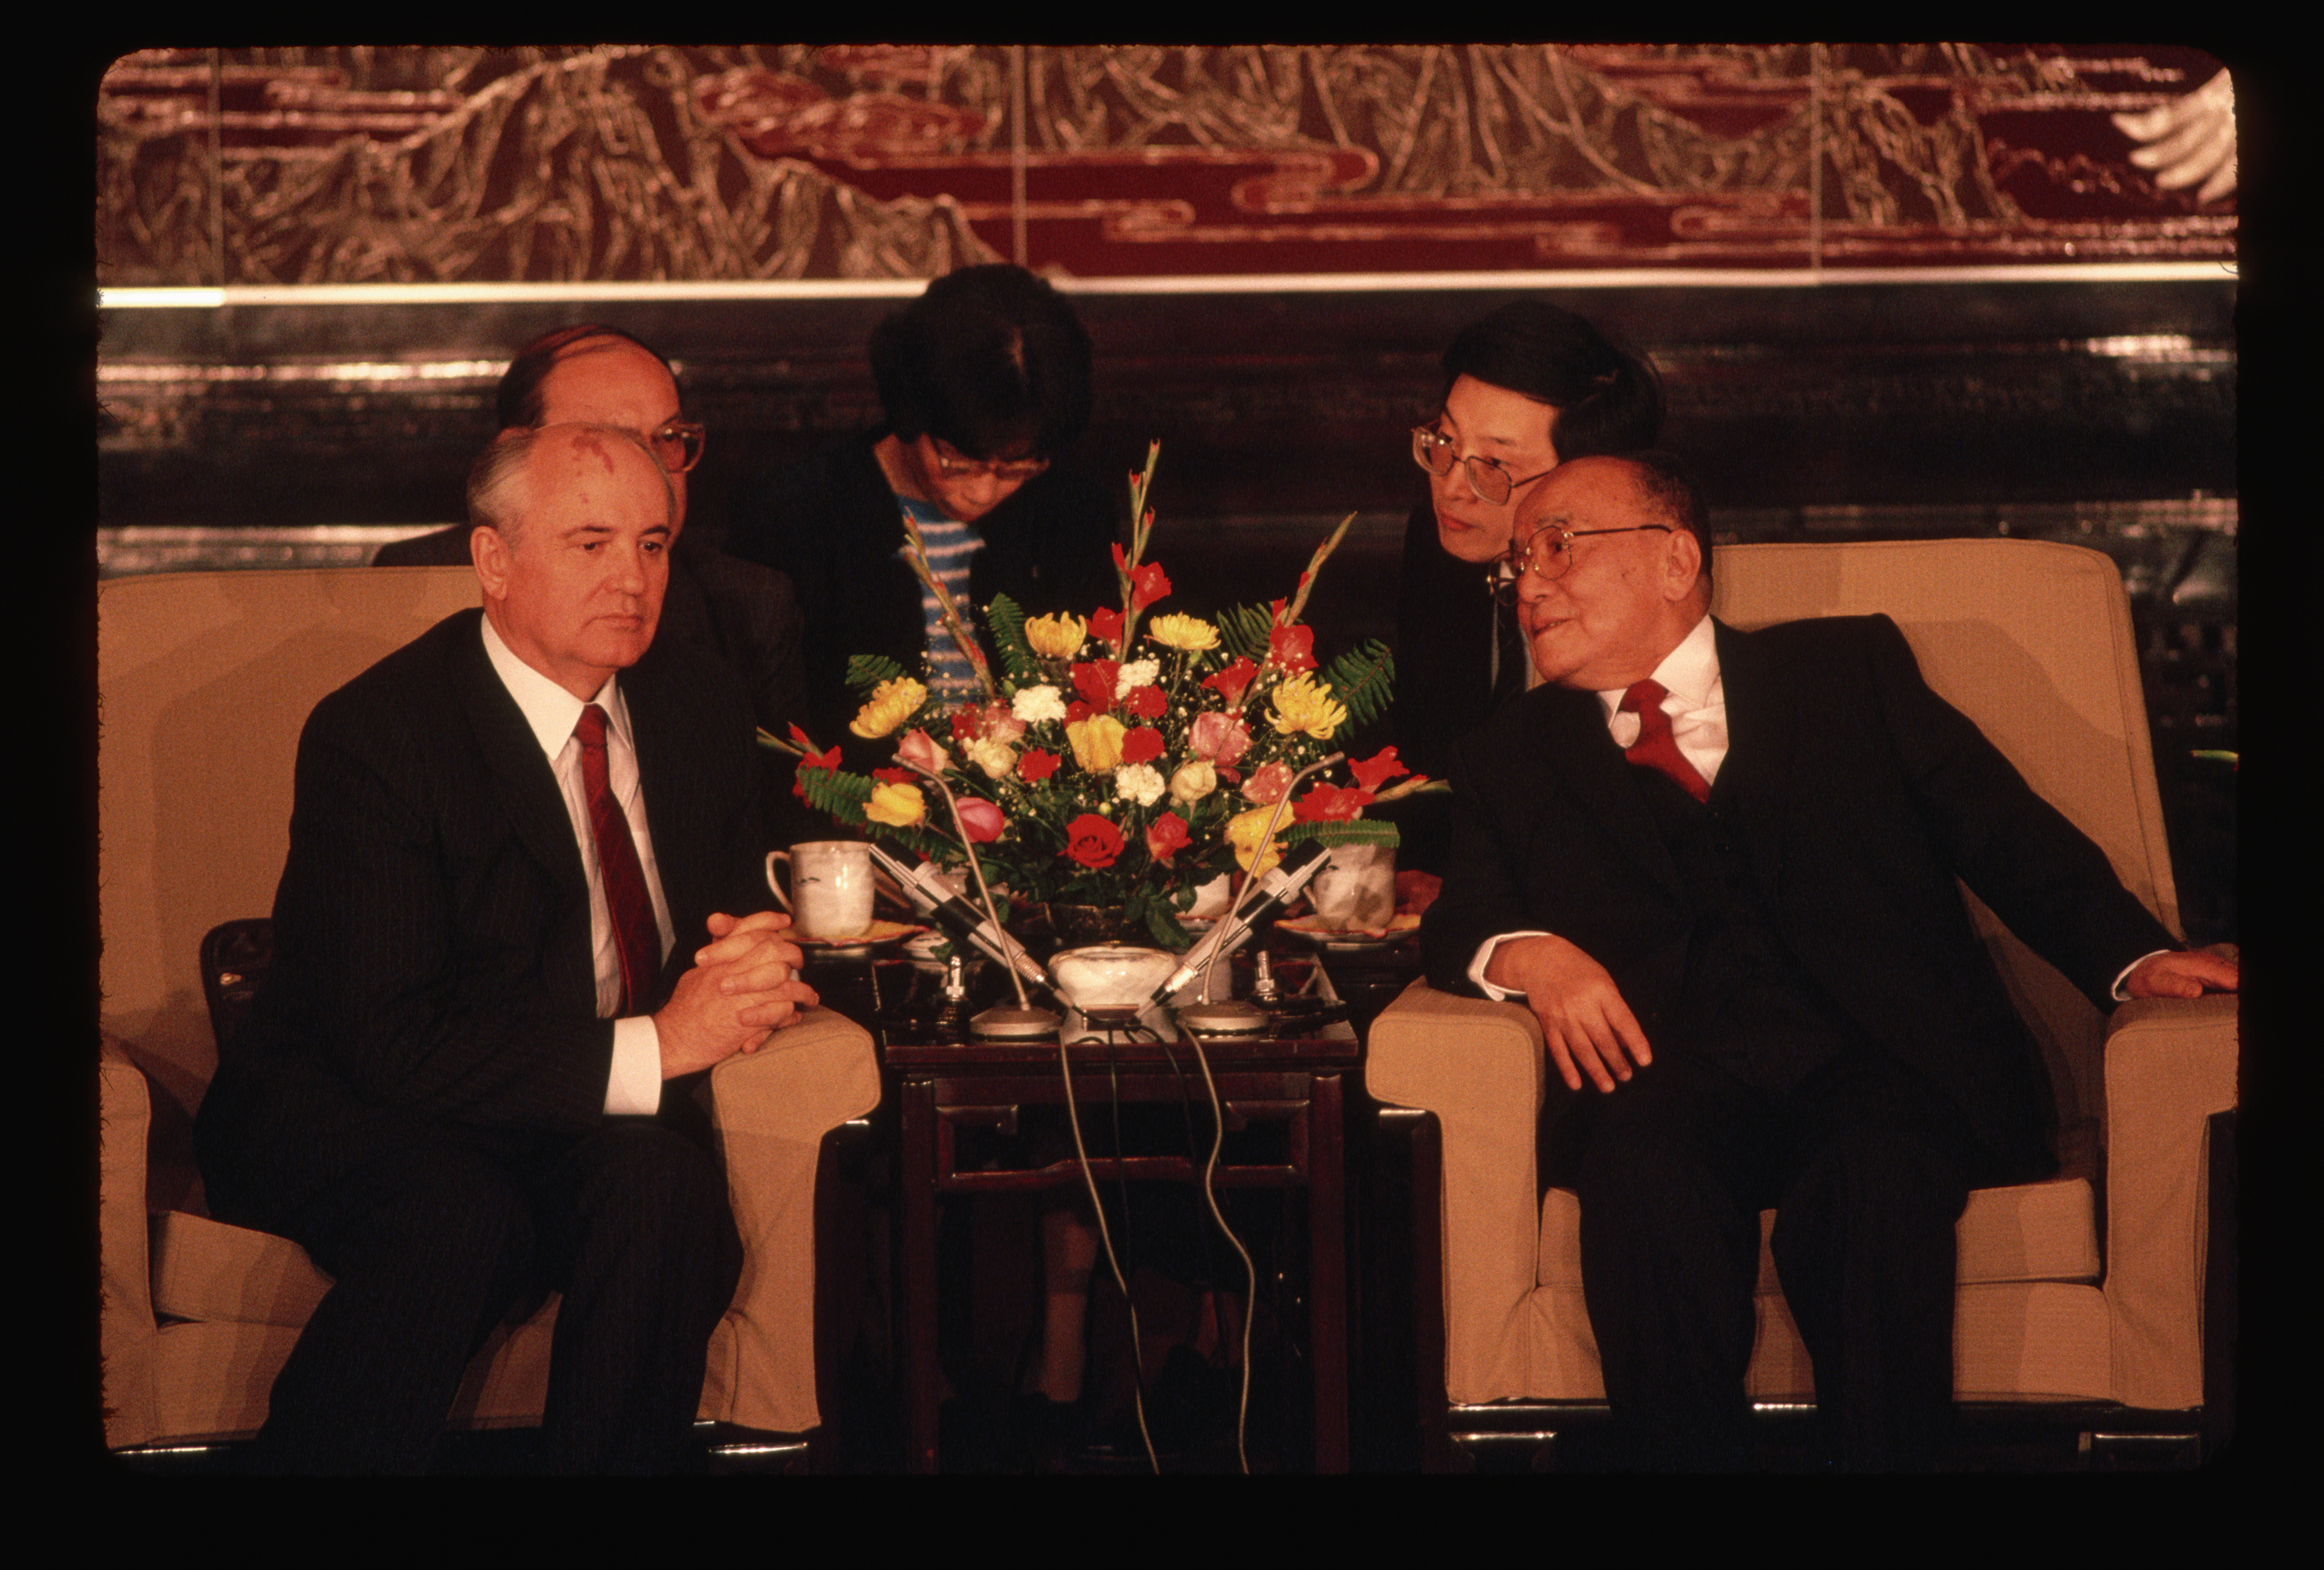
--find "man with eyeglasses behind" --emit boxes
[726,264,1119,757]
[377,325,810,839]
[1421,452,2238,1471]
[1388,303,1663,883]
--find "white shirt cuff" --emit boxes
[605,1014,664,1116]
[1469,931,1555,1001]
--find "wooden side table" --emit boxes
[883,1025,1359,1473]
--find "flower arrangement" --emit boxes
[767,443,1438,949]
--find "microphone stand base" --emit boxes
[970,1004,1063,1041]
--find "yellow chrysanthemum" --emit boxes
[1225,805,1287,875]
[864,782,926,828]
[1267,674,1347,740]
[1064,713,1128,774]
[849,676,927,739]
[1147,613,1219,652]
[1025,612,1088,660]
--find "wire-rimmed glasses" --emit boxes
[1490,524,1674,603]
[1411,425,1555,505]
[647,420,707,474]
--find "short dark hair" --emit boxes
[1441,302,1663,460]
[1620,450,1712,592]
[868,264,1094,460]
[496,325,677,431]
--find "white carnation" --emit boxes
[1114,763,1166,808]
[1115,659,1161,697]
[1011,684,1068,724]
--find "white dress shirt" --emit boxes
[1467,613,2158,1002]
[481,615,672,1115]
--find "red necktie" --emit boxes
[1621,679,1711,805]
[575,703,661,1014]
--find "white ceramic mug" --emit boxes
[766,840,876,941]
[1308,842,1397,931]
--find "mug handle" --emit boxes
[763,850,793,913]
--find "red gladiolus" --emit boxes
[1111,541,1169,608]
[1071,659,1120,711]
[1203,656,1258,706]
[1089,607,1124,649]
[1122,684,1167,721]
[1267,621,1316,675]
[1065,813,1124,869]
[1293,783,1371,823]
[1146,812,1191,865]
[1349,747,1409,794]
[1120,726,1166,766]
[873,767,916,785]
[790,725,841,799]
[1019,749,1061,782]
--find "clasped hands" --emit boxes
[654,909,819,1078]
[1488,935,2241,1095]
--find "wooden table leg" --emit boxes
[899,1074,942,1474]
[1309,1070,1350,1472]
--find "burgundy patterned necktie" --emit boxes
[1620,679,1711,805]
[574,703,660,1014]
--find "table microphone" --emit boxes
[866,842,1053,999]
[1149,837,1331,1012]
[892,759,1062,1039]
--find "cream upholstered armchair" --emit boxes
[99,566,880,1460]
[1367,538,2236,1468]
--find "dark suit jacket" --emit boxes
[1385,500,1516,874]
[1420,613,2177,1180]
[725,433,1120,758]
[197,609,769,1223]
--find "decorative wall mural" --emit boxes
[99,44,2233,287]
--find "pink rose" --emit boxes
[955,796,1006,843]
[897,728,950,776]
[1241,760,1294,806]
[1190,711,1252,766]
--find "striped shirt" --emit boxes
[898,493,985,711]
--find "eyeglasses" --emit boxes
[1492,524,1674,603]
[1411,425,1555,506]
[648,420,707,474]
[932,444,1049,484]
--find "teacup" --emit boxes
[1308,843,1396,931]
[766,840,876,941]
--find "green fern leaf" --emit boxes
[1321,641,1396,730]
[844,653,908,693]
[985,594,1037,686]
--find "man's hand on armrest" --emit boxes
[656,911,821,1078]
[1484,934,1653,1094]
[2122,945,2240,1001]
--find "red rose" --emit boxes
[1071,659,1120,712]
[1349,747,1409,794]
[1120,726,1166,766]
[1064,813,1124,869]
[1145,812,1191,865]
[1018,748,1061,782]
[1122,684,1167,721]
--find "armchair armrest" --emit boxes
[99,1033,160,1447]
[1366,981,1546,1401]
[697,1006,881,1434]
[2101,992,2238,1411]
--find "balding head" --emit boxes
[469,424,676,699]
